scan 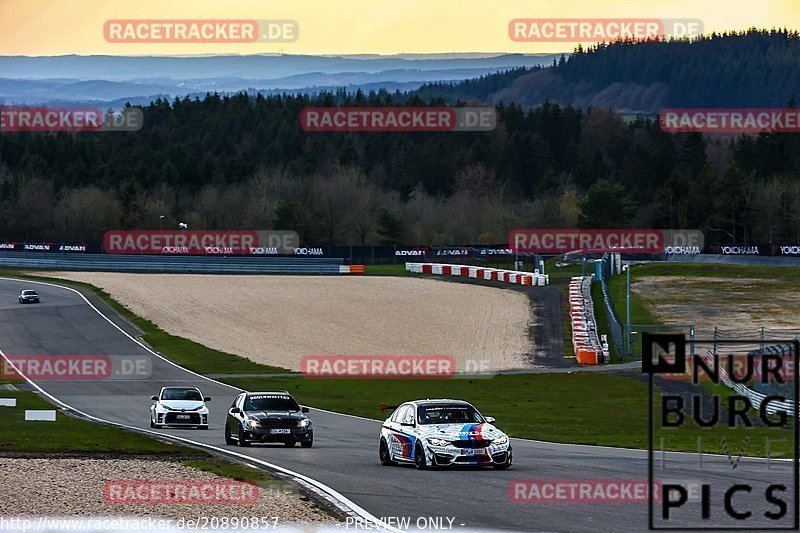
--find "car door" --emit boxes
[227,393,244,433]
[393,405,416,459]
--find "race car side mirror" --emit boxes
[301,407,309,413]
[230,407,241,414]
[485,416,496,424]
[204,397,211,402]
[150,395,158,401]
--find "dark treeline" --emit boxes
[419,29,800,113]
[1,88,800,245]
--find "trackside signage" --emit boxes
[509,479,660,503]
[509,229,704,254]
[103,230,298,255]
[643,334,799,529]
[103,480,258,505]
[300,355,456,379]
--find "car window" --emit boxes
[244,394,300,412]
[417,404,484,425]
[391,404,407,423]
[161,388,202,401]
[231,393,243,408]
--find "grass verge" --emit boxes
[0,390,201,455]
[221,372,793,457]
[0,270,288,375]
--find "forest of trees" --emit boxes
[1,31,800,246]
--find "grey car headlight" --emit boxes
[494,435,509,445]
[427,438,450,447]
[245,418,261,429]
[298,418,311,428]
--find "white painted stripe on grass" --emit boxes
[0,398,16,406]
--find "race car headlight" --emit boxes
[245,418,261,429]
[298,418,311,428]
[494,435,509,445]
[427,438,450,447]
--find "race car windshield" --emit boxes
[161,388,202,401]
[22,290,36,295]
[245,395,300,412]
[418,405,483,425]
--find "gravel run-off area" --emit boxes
[0,457,335,525]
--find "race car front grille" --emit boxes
[164,412,201,424]
[258,418,299,429]
[451,439,492,449]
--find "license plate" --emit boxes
[176,414,190,420]
[270,428,291,434]
[464,448,486,456]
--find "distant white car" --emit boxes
[379,399,512,469]
[150,387,210,429]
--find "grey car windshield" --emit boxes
[21,290,37,295]
[161,388,202,401]
[418,405,483,425]
[245,395,300,411]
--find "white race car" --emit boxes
[379,399,512,469]
[150,386,210,429]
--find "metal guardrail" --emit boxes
[0,252,345,274]
[598,253,625,356]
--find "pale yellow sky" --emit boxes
[0,0,796,56]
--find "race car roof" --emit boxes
[412,399,471,407]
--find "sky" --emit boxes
[0,0,797,56]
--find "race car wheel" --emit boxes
[149,420,155,428]
[237,426,250,447]
[301,438,313,448]
[414,442,428,470]
[224,424,236,445]
[379,438,394,465]
[199,425,208,430]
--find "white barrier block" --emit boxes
[0,398,16,407]
[25,410,56,421]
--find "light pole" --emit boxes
[159,215,165,230]
[622,263,631,357]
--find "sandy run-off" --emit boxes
[43,273,532,372]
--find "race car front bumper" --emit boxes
[242,426,313,444]
[427,443,512,466]
[156,411,208,427]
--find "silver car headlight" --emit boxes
[494,434,509,445]
[245,417,261,429]
[427,438,450,447]
[298,418,311,428]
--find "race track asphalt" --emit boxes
[0,278,795,532]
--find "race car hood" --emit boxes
[417,422,505,442]
[158,400,205,410]
[248,411,305,421]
